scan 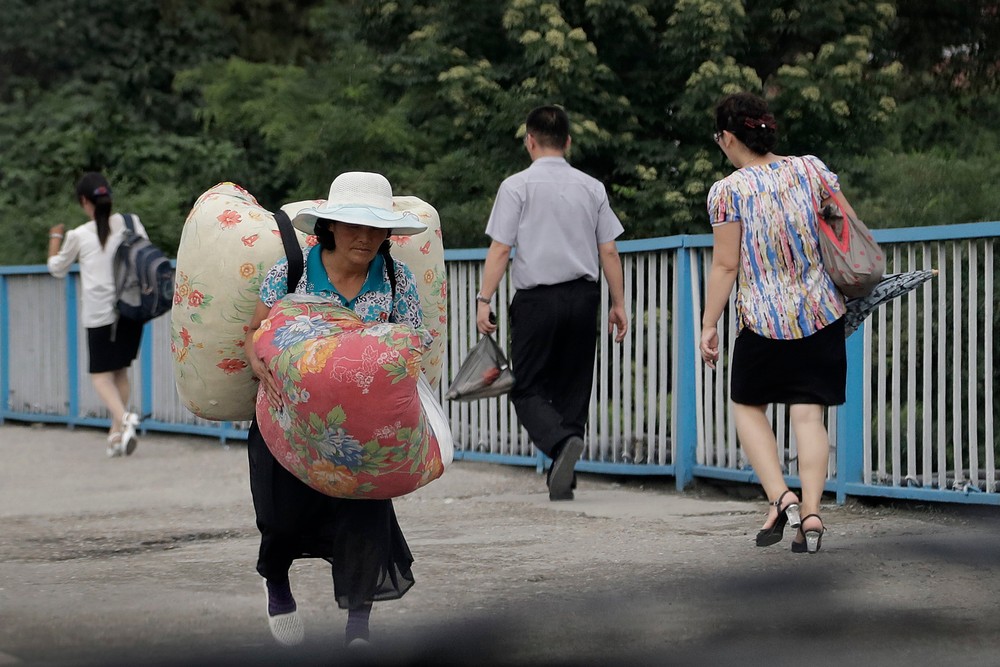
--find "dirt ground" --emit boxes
[1,422,998,666]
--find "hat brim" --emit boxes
[291,204,427,237]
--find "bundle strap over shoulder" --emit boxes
[274,210,303,294]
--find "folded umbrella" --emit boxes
[843,270,938,337]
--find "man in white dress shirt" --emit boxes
[476,105,628,500]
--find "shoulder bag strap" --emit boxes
[274,210,303,294]
[802,158,851,252]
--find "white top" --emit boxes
[485,157,624,290]
[47,213,149,328]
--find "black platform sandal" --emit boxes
[755,489,802,547]
[790,527,807,553]
[800,514,825,554]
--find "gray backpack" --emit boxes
[113,214,175,323]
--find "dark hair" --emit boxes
[313,219,337,251]
[378,239,398,307]
[75,172,113,249]
[525,105,570,150]
[714,92,778,156]
[313,220,398,303]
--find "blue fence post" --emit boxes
[139,322,155,428]
[65,275,80,426]
[0,275,8,424]
[674,244,698,490]
[836,327,866,503]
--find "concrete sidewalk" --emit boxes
[1,422,998,666]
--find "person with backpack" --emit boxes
[244,171,430,650]
[47,172,144,457]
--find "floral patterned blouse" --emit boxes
[259,244,432,348]
[707,155,846,340]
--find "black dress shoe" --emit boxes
[548,436,584,501]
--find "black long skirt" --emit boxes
[247,420,414,610]
[730,317,847,406]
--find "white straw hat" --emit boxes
[291,172,427,236]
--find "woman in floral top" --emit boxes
[244,172,428,648]
[700,92,859,555]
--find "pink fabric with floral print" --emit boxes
[254,296,446,499]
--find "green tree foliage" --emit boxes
[852,1,1000,227]
[0,0,242,260]
[1,0,998,265]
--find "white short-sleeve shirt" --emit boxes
[47,213,149,328]
[485,157,624,290]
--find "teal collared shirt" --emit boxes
[305,244,386,309]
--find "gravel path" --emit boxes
[1,422,998,666]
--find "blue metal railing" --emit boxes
[3,222,998,505]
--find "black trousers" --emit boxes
[508,279,600,458]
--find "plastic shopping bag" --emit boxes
[444,335,514,401]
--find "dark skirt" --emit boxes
[247,420,414,610]
[730,318,847,406]
[87,318,143,373]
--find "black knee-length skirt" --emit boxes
[247,420,414,610]
[87,318,143,373]
[730,318,847,406]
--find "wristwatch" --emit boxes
[476,293,491,304]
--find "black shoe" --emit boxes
[755,489,801,547]
[548,436,583,501]
[790,530,808,554]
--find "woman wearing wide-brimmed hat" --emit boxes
[244,172,429,648]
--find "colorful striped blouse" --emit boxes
[707,155,846,340]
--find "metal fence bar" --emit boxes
[968,243,980,490]
[905,246,917,485]
[921,244,933,489]
[952,243,964,486]
[986,241,996,493]
[936,243,948,490]
[862,321,873,485]
[890,245,903,488]
[631,254,645,464]
[664,251,676,467]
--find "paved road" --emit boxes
[1,422,998,666]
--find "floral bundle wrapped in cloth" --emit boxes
[253,295,452,499]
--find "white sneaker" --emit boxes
[121,412,140,456]
[263,579,304,647]
[106,432,124,458]
[346,637,372,652]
